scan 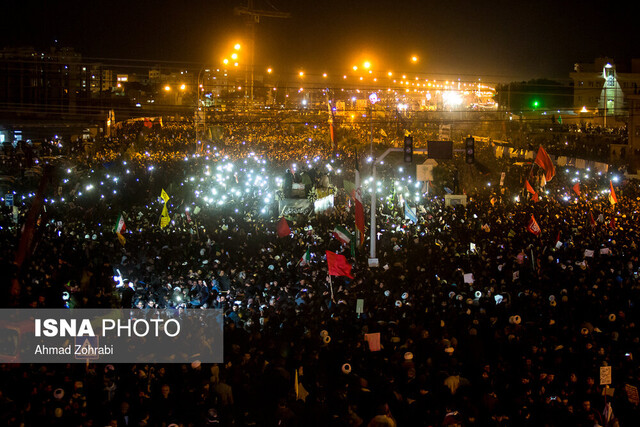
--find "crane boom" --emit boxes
[232,1,291,103]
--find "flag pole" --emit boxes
[329,275,334,302]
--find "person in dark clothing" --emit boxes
[283,169,294,198]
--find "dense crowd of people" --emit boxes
[0,118,639,427]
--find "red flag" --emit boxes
[525,180,539,202]
[609,216,616,229]
[572,183,581,196]
[326,250,354,279]
[609,181,617,205]
[589,211,597,228]
[277,217,290,237]
[328,102,336,152]
[554,230,561,245]
[534,146,555,182]
[330,123,335,149]
[15,165,51,268]
[527,214,541,236]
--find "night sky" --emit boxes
[3,0,639,83]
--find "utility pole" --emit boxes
[234,1,290,106]
[195,66,207,153]
[368,148,430,266]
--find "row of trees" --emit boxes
[494,79,573,112]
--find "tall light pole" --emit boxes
[603,63,613,128]
[195,67,206,153]
[368,147,429,266]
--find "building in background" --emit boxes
[0,46,92,118]
[571,57,640,124]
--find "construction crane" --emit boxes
[234,0,290,104]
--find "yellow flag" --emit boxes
[160,203,171,228]
[116,232,126,246]
[609,181,617,205]
[160,189,169,203]
[160,215,171,228]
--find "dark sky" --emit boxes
[3,0,639,83]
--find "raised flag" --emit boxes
[160,215,171,228]
[326,250,354,279]
[525,180,539,202]
[404,203,418,223]
[294,368,309,402]
[573,183,581,196]
[332,225,353,245]
[534,146,556,182]
[589,211,597,228]
[327,101,336,152]
[527,214,541,236]
[116,232,126,246]
[113,212,126,234]
[300,248,311,266]
[609,216,616,229]
[160,204,171,228]
[329,123,335,150]
[160,189,170,203]
[609,180,617,205]
[277,217,291,237]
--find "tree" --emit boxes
[496,79,573,112]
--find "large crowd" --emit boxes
[0,118,639,427]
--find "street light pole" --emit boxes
[369,161,378,262]
[195,66,207,154]
[368,147,429,266]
